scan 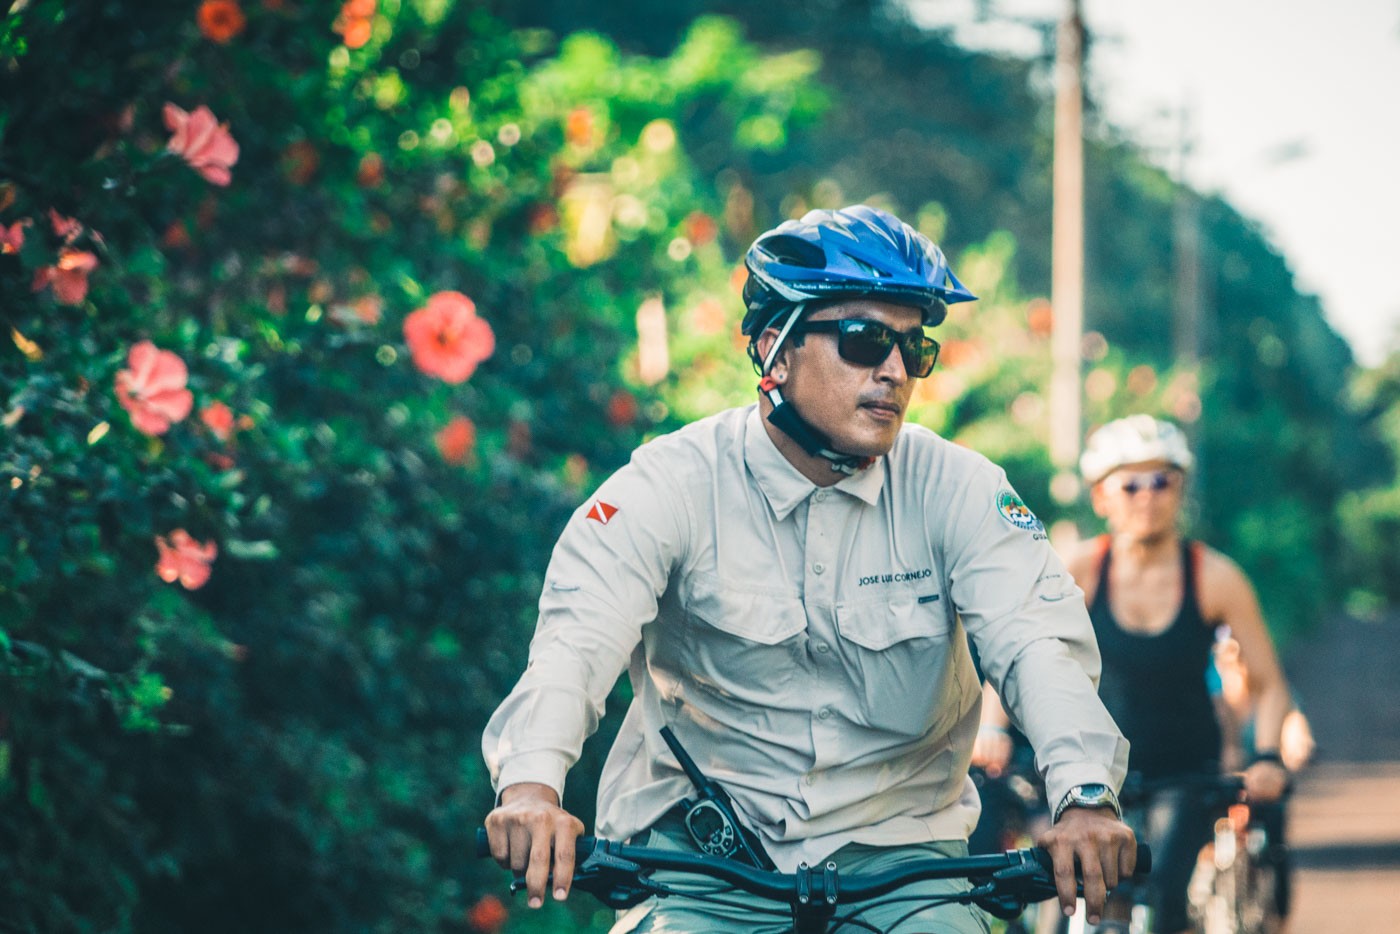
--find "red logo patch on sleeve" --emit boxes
[586,501,619,524]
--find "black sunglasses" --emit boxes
[794,319,941,378]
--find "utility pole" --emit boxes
[1049,0,1085,509]
[1173,103,1202,370]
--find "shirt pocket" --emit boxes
[833,596,961,736]
[676,572,808,702]
[835,593,951,650]
[684,572,808,645]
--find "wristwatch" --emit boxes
[1053,783,1122,823]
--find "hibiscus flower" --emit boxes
[435,415,477,465]
[1,217,30,254]
[197,0,247,43]
[465,894,507,933]
[164,103,240,186]
[155,530,218,590]
[115,341,195,436]
[31,249,99,305]
[200,401,235,442]
[403,291,495,384]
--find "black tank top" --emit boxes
[1089,538,1221,779]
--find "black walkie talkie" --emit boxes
[659,726,774,870]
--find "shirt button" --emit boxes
[817,707,831,720]
[813,491,827,503]
[815,642,830,654]
[813,562,825,575]
[803,774,815,786]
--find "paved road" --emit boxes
[1281,614,1400,932]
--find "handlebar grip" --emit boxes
[1030,843,1151,878]
[475,827,599,860]
[1135,842,1152,876]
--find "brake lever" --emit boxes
[557,842,657,910]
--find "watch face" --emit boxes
[1078,784,1109,798]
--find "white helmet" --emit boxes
[1080,415,1194,485]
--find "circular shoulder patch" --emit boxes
[996,489,1045,532]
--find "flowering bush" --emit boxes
[0,3,816,930]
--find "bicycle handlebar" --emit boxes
[475,828,1152,915]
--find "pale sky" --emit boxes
[906,0,1400,366]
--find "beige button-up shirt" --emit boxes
[483,405,1128,871]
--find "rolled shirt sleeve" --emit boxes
[481,445,689,799]
[943,464,1130,810]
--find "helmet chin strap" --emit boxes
[758,305,876,476]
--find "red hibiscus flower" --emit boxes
[155,530,218,590]
[403,291,495,383]
[164,103,240,186]
[31,248,99,305]
[115,341,195,436]
[48,209,83,242]
[435,415,477,465]
[684,211,719,246]
[200,401,235,442]
[197,0,247,43]
[1,218,30,253]
[606,389,638,427]
[466,894,508,933]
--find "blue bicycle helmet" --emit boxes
[741,205,976,348]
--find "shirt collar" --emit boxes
[743,405,887,520]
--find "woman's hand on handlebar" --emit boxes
[1241,759,1289,803]
[1036,807,1137,926]
[483,783,585,909]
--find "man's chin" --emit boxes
[833,430,898,459]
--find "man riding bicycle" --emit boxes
[482,205,1137,932]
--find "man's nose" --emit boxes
[874,345,909,384]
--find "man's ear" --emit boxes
[755,327,787,375]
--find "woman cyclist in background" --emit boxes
[1067,415,1293,934]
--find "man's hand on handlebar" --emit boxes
[1035,806,1137,926]
[483,783,584,909]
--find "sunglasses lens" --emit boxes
[1118,472,1175,495]
[838,322,895,367]
[902,337,938,378]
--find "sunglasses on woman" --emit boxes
[1107,470,1181,495]
[795,318,941,378]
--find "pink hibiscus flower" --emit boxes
[1,218,29,253]
[31,248,99,305]
[115,341,194,435]
[403,291,495,383]
[164,103,240,186]
[155,529,218,590]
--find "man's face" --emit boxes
[767,299,922,457]
[1091,460,1185,541]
